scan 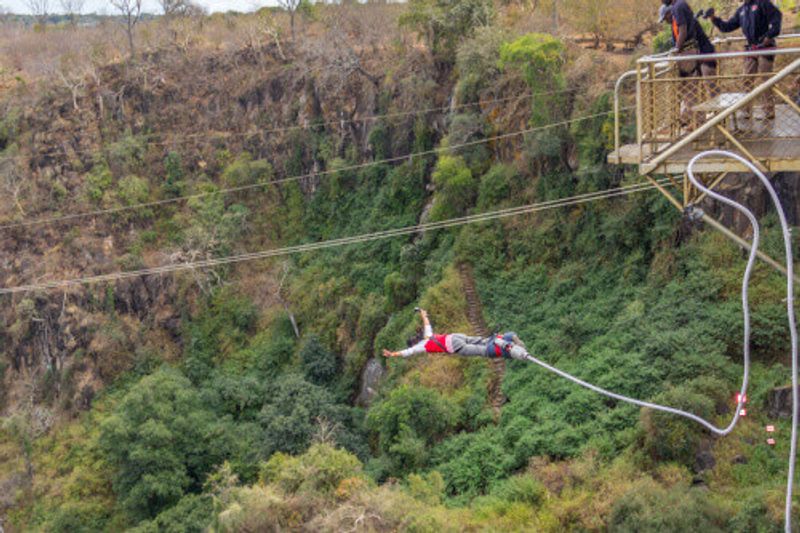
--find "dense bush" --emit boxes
[366,384,459,475]
[260,443,365,495]
[498,33,565,127]
[430,155,478,221]
[639,378,727,468]
[99,368,224,520]
[259,373,365,458]
[220,153,273,188]
[300,335,339,385]
[609,480,727,532]
[399,0,494,64]
[128,494,213,533]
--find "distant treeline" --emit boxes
[0,12,163,26]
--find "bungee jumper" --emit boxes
[382,307,530,361]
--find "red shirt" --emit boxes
[424,334,450,353]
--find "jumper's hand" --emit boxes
[382,349,399,358]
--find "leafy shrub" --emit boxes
[260,443,364,496]
[407,471,446,504]
[476,163,517,211]
[85,159,114,204]
[498,33,565,127]
[163,151,185,198]
[129,494,213,533]
[300,335,339,385]
[445,113,490,175]
[43,501,112,533]
[727,490,783,533]
[117,175,151,219]
[183,184,249,257]
[183,289,259,383]
[99,368,224,520]
[489,474,546,506]
[639,378,724,468]
[244,328,296,378]
[652,26,673,53]
[367,384,458,475]
[384,271,415,311]
[455,25,509,101]
[430,155,477,221]
[367,121,390,160]
[608,479,727,531]
[259,373,363,458]
[221,153,273,188]
[399,0,494,64]
[0,105,20,149]
[432,428,511,500]
[105,132,146,176]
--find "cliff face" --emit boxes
[0,42,404,416]
[700,172,800,236]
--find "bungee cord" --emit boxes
[0,109,623,231]
[689,151,796,533]
[0,178,668,295]
[521,149,797,532]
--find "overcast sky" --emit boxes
[1,0,274,14]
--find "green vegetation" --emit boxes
[1,12,796,533]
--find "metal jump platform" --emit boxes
[609,34,800,281]
[610,35,800,176]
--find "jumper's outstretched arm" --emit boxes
[383,308,431,358]
[419,308,433,338]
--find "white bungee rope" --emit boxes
[523,150,797,531]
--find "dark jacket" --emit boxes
[672,0,715,53]
[712,0,782,46]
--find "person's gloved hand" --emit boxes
[762,37,776,48]
[705,7,715,18]
[668,47,680,55]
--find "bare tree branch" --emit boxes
[24,0,49,26]
[276,0,302,42]
[58,0,84,25]
[110,0,142,59]
[159,0,204,18]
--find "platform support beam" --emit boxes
[700,213,799,285]
[654,171,798,285]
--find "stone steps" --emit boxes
[458,262,506,421]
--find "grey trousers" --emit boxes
[450,334,494,357]
[450,333,529,360]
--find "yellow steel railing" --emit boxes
[613,34,800,167]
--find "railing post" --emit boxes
[641,56,800,174]
[613,70,636,164]
[636,65,643,163]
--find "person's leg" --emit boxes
[743,55,758,119]
[449,334,491,357]
[448,334,469,353]
[759,54,776,119]
[700,62,719,100]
